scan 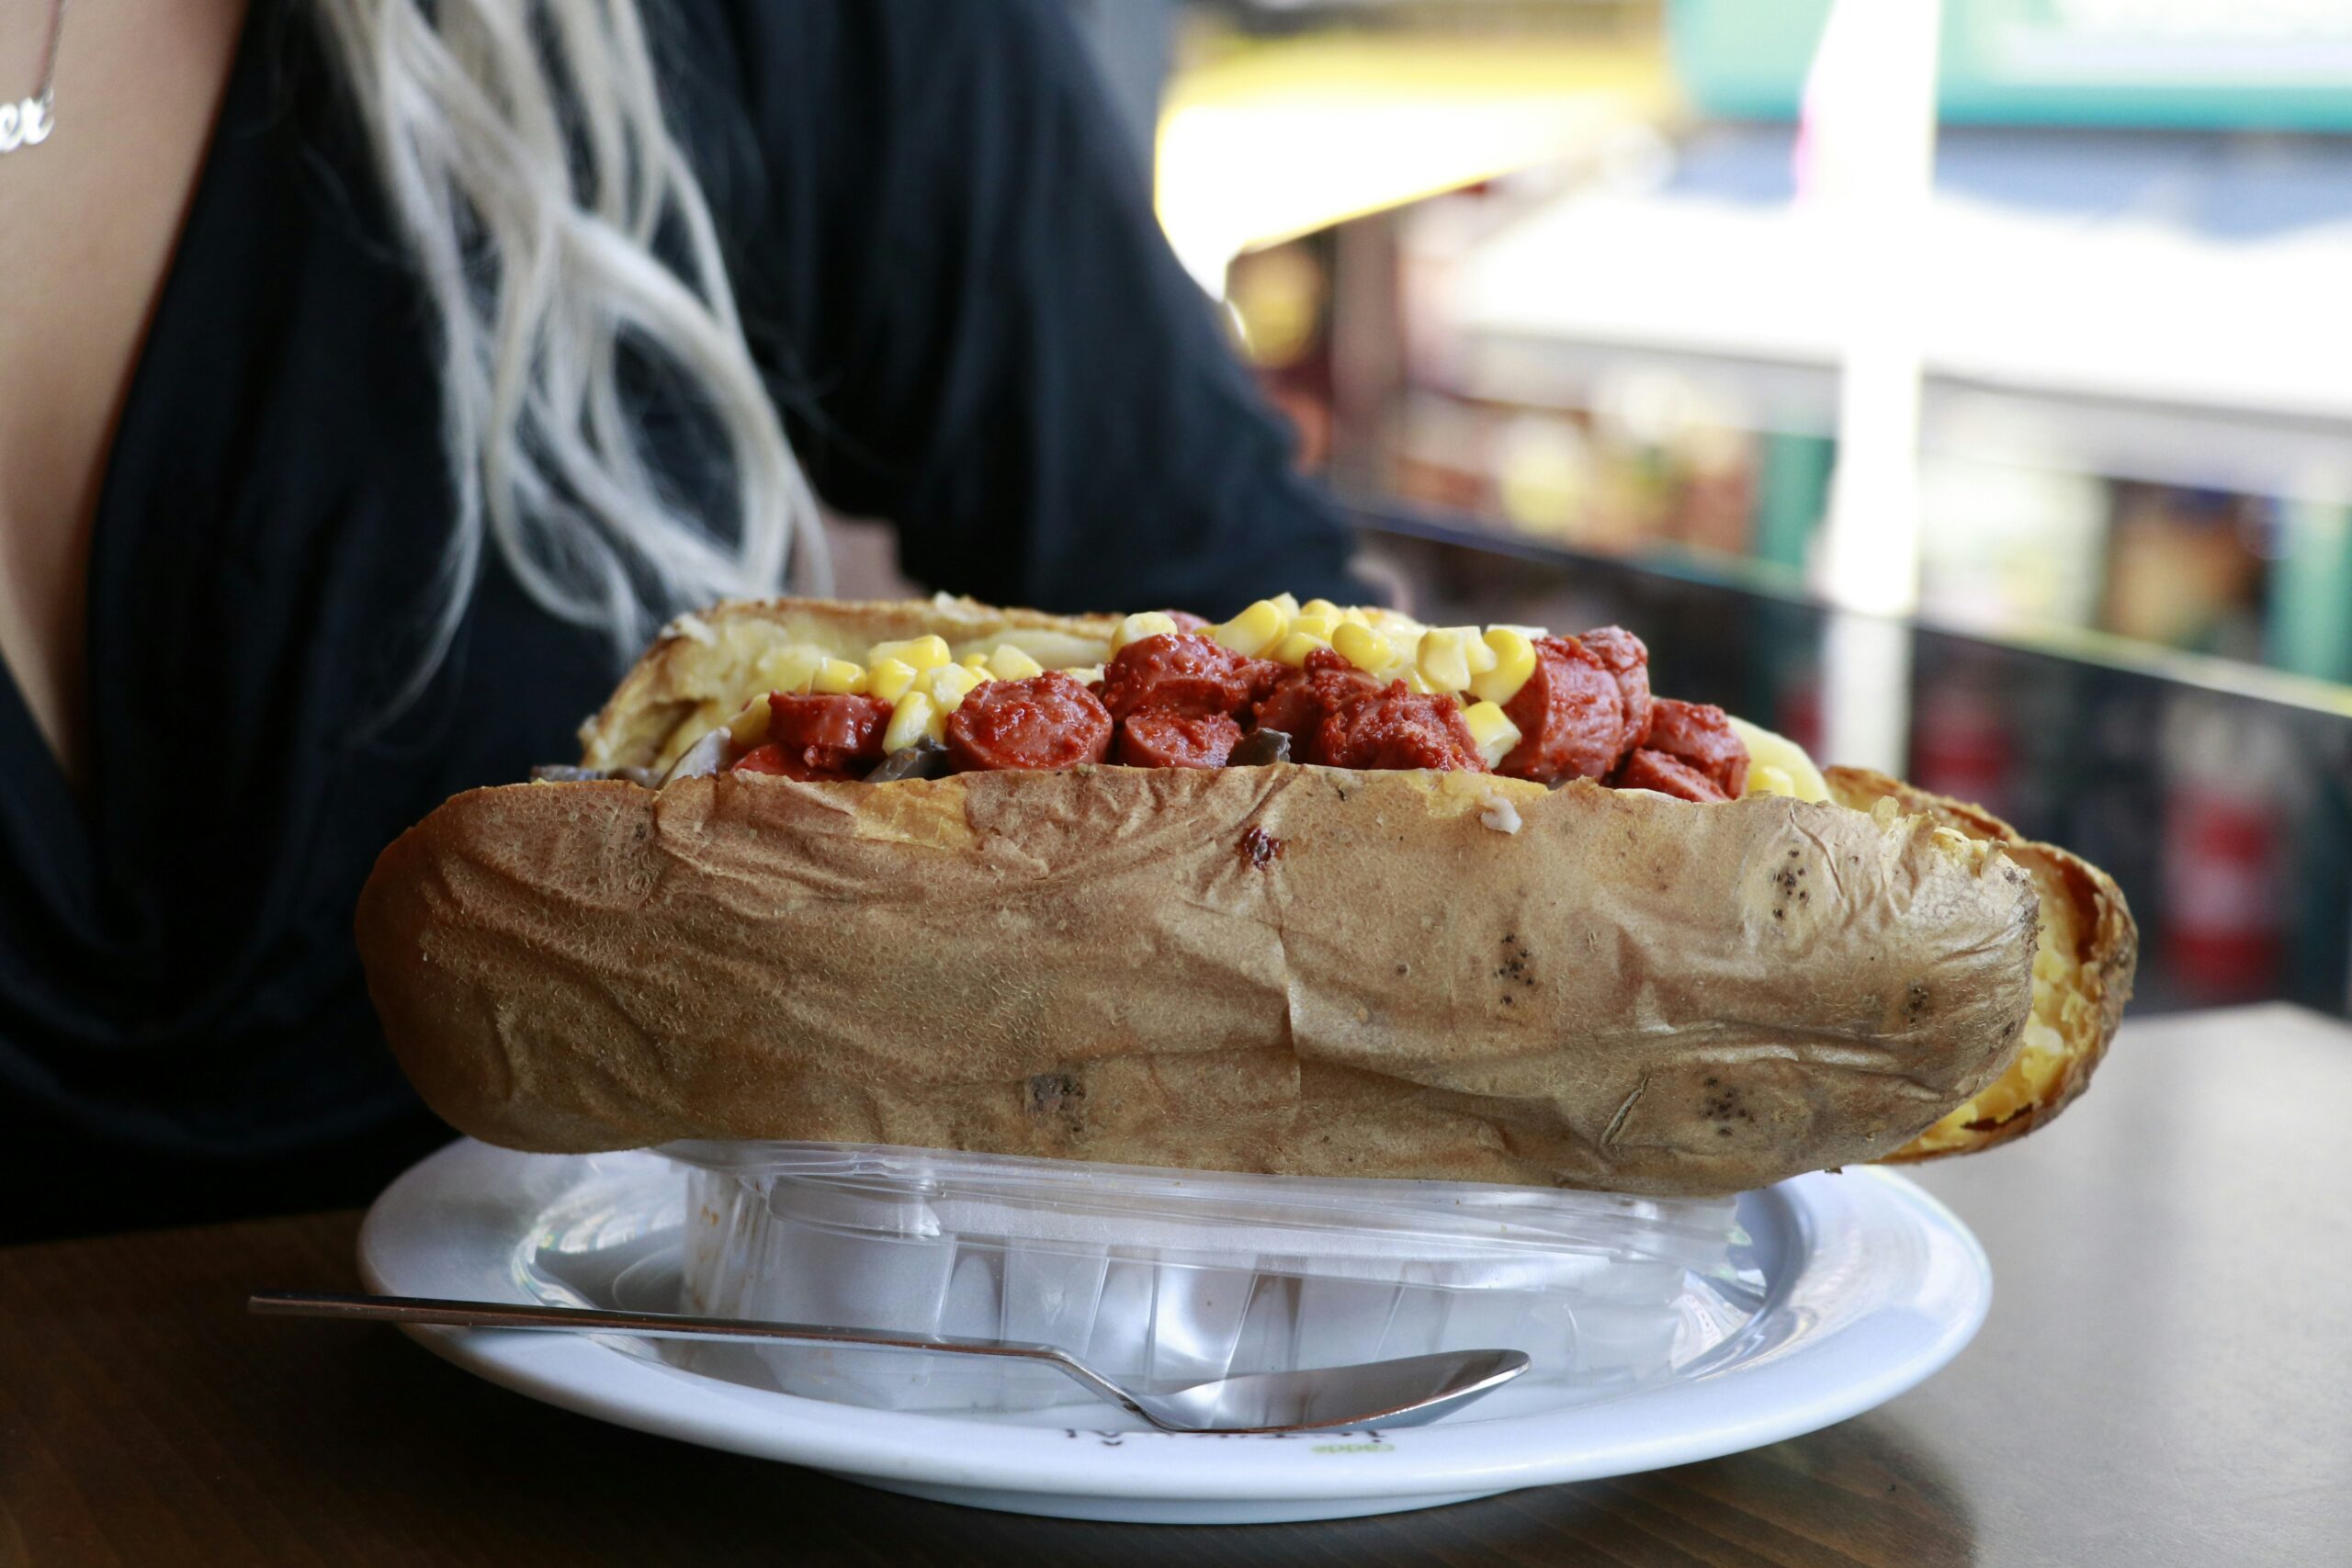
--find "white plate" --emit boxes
[358,1139,1989,1525]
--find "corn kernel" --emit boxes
[1271,592,1302,619]
[867,657,919,705]
[868,635,951,672]
[1110,611,1180,654]
[1403,668,1437,695]
[1724,716,1831,804]
[1746,764,1797,798]
[1460,700,1523,770]
[1289,613,1335,641]
[1467,627,1538,705]
[1416,628,1479,693]
[884,692,940,752]
[960,653,993,675]
[755,645,825,694]
[1300,598,1342,620]
[811,658,869,695]
[1331,622,1392,673]
[986,644,1045,681]
[1058,664,1104,685]
[726,696,772,747]
[1272,630,1330,667]
[922,663,983,711]
[1211,599,1289,657]
[1461,628,1499,675]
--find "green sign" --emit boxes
[1672,0,2352,130]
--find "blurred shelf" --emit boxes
[1445,127,2352,501]
[1155,29,1673,287]
[1359,507,2352,720]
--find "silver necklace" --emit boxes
[0,0,66,155]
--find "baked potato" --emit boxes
[356,595,2134,1195]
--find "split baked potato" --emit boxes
[356,596,2135,1195]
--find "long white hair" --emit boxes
[311,0,830,699]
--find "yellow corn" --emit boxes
[986,644,1045,682]
[959,653,993,675]
[1747,764,1797,798]
[1460,700,1523,770]
[1288,613,1335,641]
[811,658,869,695]
[1271,592,1302,619]
[1461,628,1499,675]
[1272,630,1330,667]
[1300,598,1342,621]
[867,657,920,705]
[1211,599,1289,657]
[1724,716,1831,803]
[1058,664,1104,685]
[921,663,984,711]
[1385,626,1426,673]
[1403,668,1437,695]
[1109,611,1180,654]
[754,645,825,695]
[726,696,772,747]
[868,635,951,672]
[1331,622,1392,674]
[1468,627,1538,705]
[1416,627,1490,693]
[884,692,940,752]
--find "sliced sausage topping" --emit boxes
[1639,698,1748,798]
[1116,712,1243,769]
[944,671,1114,772]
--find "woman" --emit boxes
[0,0,1363,1238]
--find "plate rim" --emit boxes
[358,1139,1990,1504]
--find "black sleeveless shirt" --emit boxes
[0,0,1360,1238]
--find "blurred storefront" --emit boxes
[1141,0,2352,1016]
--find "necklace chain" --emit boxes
[2,0,68,155]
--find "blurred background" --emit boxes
[1023,0,2352,1020]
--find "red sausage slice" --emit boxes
[1498,630,1651,784]
[944,672,1114,772]
[1316,684,1488,773]
[1116,712,1243,769]
[1252,649,1379,748]
[1613,747,1731,803]
[1580,627,1653,750]
[1641,698,1748,798]
[757,694,896,780]
[1096,633,1277,722]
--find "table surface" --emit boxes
[6,1004,2349,1567]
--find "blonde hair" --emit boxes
[311,0,830,698]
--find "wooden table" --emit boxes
[6,1005,2349,1566]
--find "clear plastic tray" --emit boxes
[664,1141,1764,1414]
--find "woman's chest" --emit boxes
[0,11,611,1009]
[0,0,251,785]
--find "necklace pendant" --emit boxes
[0,95,52,155]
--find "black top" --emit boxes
[0,0,1361,1238]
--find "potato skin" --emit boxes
[1827,768,2136,1161]
[356,762,2041,1195]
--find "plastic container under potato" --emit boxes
[663,1141,1766,1416]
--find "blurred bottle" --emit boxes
[2161,695,2292,1001]
[1908,654,2015,822]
